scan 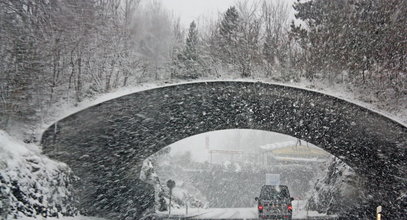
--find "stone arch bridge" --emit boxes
[41,81,406,219]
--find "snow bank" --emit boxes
[18,216,106,220]
[0,130,77,219]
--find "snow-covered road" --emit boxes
[14,202,337,220]
[189,208,257,219]
[158,200,337,219]
[17,216,106,220]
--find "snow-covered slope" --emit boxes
[307,157,369,217]
[18,216,105,220]
[0,130,77,219]
[140,158,207,214]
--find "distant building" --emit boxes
[259,139,330,165]
[207,139,329,166]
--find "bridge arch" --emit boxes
[41,81,407,218]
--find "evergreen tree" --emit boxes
[291,0,353,81]
[291,0,406,89]
[213,4,262,78]
[185,21,199,62]
[174,21,203,79]
[216,6,240,65]
[183,21,201,78]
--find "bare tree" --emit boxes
[261,0,292,79]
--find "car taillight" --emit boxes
[258,205,264,211]
[287,205,293,211]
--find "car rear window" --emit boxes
[260,186,290,200]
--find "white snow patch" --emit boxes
[0,130,76,218]
[0,130,61,171]
[16,216,106,220]
[156,203,335,219]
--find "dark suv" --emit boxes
[255,185,293,219]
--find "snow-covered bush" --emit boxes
[307,156,369,216]
[140,158,207,212]
[0,131,77,219]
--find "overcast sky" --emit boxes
[160,0,236,27]
[159,0,297,28]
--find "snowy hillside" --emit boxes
[0,131,77,219]
[307,157,369,217]
[140,159,206,213]
[17,216,105,220]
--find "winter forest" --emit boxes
[1,0,407,219]
[1,0,406,136]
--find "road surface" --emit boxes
[157,200,338,219]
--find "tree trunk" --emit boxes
[76,52,82,103]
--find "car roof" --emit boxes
[261,185,288,188]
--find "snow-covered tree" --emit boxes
[307,157,369,217]
[215,6,241,67]
[174,21,204,79]
[291,0,407,89]
[0,0,181,135]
